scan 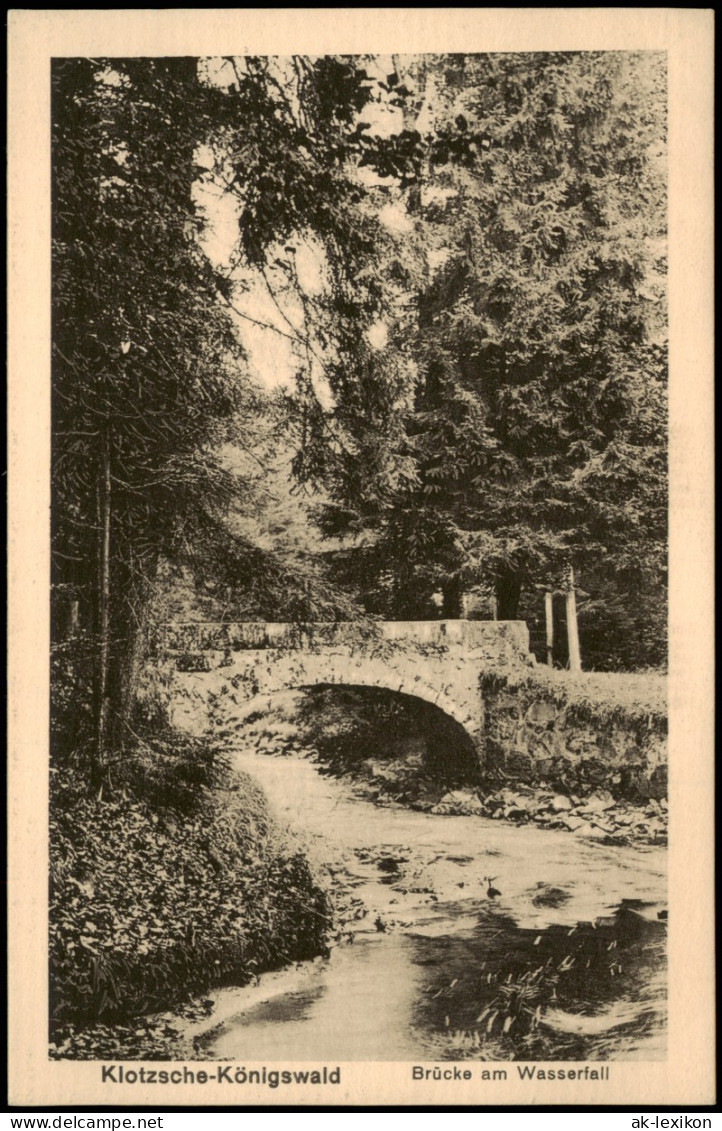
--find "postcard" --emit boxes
[7,8,715,1109]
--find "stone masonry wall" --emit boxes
[158,619,534,761]
[479,669,667,802]
[156,620,667,806]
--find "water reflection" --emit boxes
[405,901,666,1060]
[196,751,666,1061]
[199,900,665,1061]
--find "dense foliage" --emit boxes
[318,53,668,668]
[49,48,668,1051]
[53,53,668,772]
[49,751,329,1031]
[479,666,667,736]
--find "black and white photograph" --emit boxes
[7,8,715,1110]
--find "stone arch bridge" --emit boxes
[157,620,534,763]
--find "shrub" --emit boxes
[116,728,231,816]
[50,636,95,765]
[49,747,330,1035]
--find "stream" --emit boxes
[189,750,667,1062]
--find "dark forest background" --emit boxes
[51,52,667,777]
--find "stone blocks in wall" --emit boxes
[159,620,536,770]
[479,670,667,803]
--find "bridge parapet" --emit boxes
[155,619,532,666]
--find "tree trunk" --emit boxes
[545,589,554,666]
[111,622,144,749]
[495,568,521,620]
[110,563,157,748]
[95,423,112,782]
[565,566,583,672]
[441,576,463,619]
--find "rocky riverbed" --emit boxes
[242,717,667,848]
[179,748,667,1062]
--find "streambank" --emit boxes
[49,743,331,1061]
[52,740,667,1063]
[231,704,666,848]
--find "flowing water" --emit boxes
[190,751,666,1062]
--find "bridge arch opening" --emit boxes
[226,682,481,791]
